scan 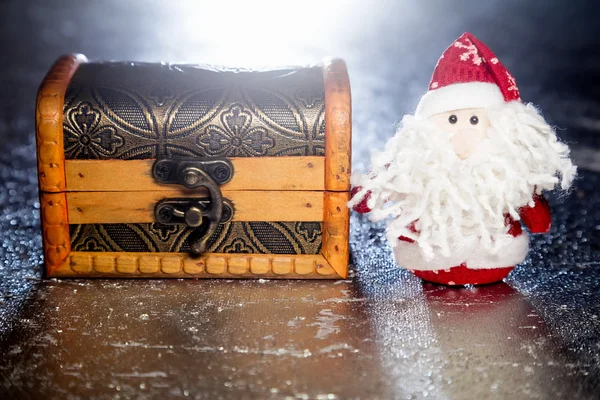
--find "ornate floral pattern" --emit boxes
[149,222,180,241]
[64,102,124,159]
[223,238,254,253]
[197,104,274,156]
[63,64,329,257]
[63,63,326,159]
[70,222,322,254]
[77,237,110,252]
[148,86,174,107]
[296,86,324,109]
[295,222,321,243]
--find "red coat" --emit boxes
[351,187,552,285]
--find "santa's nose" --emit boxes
[451,128,486,159]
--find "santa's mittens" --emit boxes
[412,264,514,286]
[519,194,552,234]
[350,186,372,214]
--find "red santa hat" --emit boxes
[415,32,522,117]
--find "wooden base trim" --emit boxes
[323,59,351,192]
[50,252,340,279]
[321,191,350,279]
[66,190,323,224]
[41,192,71,276]
[36,54,87,193]
[65,156,325,192]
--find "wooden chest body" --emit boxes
[36,55,351,279]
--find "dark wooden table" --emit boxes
[1,0,600,398]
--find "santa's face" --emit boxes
[428,108,489,160]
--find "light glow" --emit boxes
[161,0,358,67]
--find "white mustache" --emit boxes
[349,101,576,261]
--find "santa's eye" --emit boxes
[470,116,479,125]
[448,115,457,124]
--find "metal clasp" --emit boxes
[152,157,234,254]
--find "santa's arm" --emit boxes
[350,166,390,214]
[519,194,552,234]
[350,186,372,214]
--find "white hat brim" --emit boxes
[415,82,505,117]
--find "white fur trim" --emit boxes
[391,233,529,271]
[415,82,505,117]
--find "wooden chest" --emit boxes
[36,55,351,279]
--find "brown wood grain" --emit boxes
[40,192,71,276]
[36,54,87,193]
[323,58,352,192]
[66,190,324,224]
[51,251,340,279]
[321,190,350,279]
[36,54,86,275]
[65,157,325,192]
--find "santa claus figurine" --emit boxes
[349,33,577,286]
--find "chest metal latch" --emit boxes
[152,158,234,254]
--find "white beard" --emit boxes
[349,101,577,264]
